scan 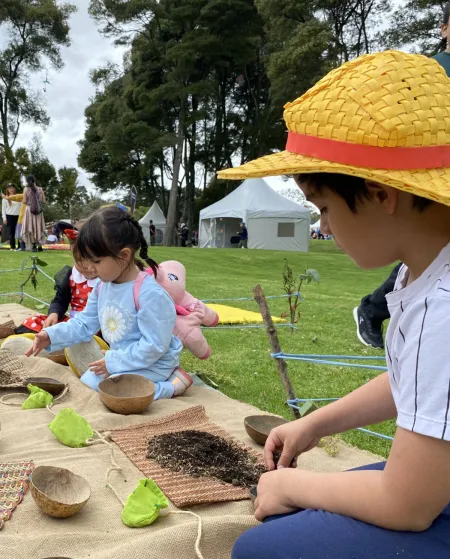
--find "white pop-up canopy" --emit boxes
[199,178,311,251]
[139,201,166,244]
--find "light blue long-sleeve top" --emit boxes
[44,274,182,399]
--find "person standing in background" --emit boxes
[353,2,450,349]
[1,184,21,250]
[21,175,46,252]
[179,223,189,247]
[238,222,248,249]
[149,219,156,246]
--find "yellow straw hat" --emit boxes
[218,50,450,206]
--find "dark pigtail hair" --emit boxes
[73,205,158,278]
[127,213,159,277]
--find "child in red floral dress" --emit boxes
[15,230,97,334]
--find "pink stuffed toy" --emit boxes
[147,261,219,360]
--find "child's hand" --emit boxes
[43,313,59,327]
[264,418,321,470]
[25,331,50,357]
[89,354,109,377]
[254,469,300,521]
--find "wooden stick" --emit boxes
[253,284,300,420]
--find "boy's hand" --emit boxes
[254,469,300,521]
[43,313,59,327]
[89,353,109,377]
[264,418,321,470]
[25,331,50,357]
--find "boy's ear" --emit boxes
[365,180,399,215]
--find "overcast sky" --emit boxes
[17,0,124,192]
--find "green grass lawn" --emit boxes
[0,242,394,457]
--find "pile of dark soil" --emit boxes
[147,430,266,488]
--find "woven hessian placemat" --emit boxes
[111,405,265,507]
[0,319,15,339]
[0,461,34,529]
[0,348,28,388]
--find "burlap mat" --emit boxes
[0,461,34,529]
[0,304,383,559]
[0,319,15,339]
[111,406,265,507]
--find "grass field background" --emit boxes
[0,241,394,457]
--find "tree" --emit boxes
[56,167,89,219]
[0,0,76,164]
[382,0,446,54]
[27,134,59,199]
[0,145,29,188]
[86,0,269,243]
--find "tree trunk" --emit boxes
[0,106,14,164]
[159,154,167,214]
[163,124,184,246]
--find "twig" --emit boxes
[253,285,300,420]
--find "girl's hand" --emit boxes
[89,354,109,377]
[264,418,321,470]
[43,313,59,327]
[25,331,50,357]
[254,469,300,521]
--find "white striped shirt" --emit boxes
[386,243,450,440]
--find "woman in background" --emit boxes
[1,184,21,250]
[21,175,46,252]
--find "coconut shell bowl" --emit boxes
[98,374,155,415]
[244,415,288,446]
[30,466,91,518]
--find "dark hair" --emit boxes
[26,174,37,192]
[73,206,158,277]
[439,3,450,51]
[297,173,434,213]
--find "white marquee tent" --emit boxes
[199,178,311,251]
[139,201,166,244]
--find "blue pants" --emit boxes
[232,462,450,559]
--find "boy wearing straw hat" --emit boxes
[220,51,450,558]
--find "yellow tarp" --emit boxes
[208,303,285,325]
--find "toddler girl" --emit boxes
[26,206,191,399]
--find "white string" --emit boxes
[161,509,204,559]
[0,392,26,405]
[86,430,126,507]
[0,384,69,410]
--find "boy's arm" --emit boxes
[307,371,396,438]
[48,266,72,320]
[279,428,450,531]
[267,297,450,531]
